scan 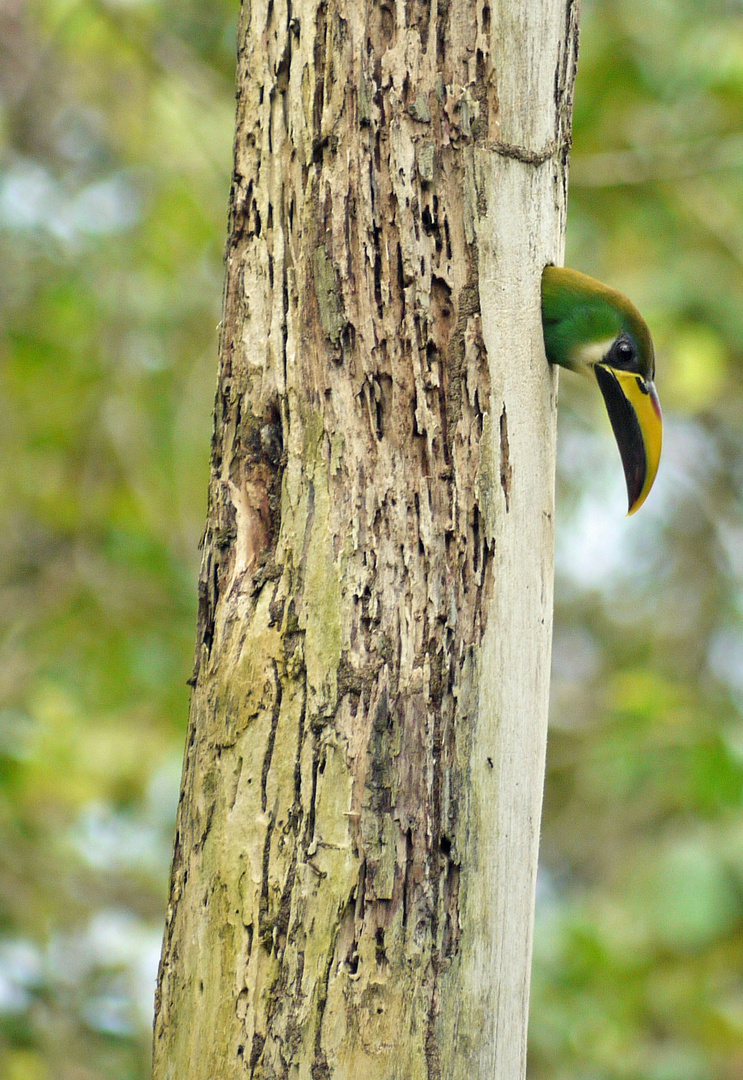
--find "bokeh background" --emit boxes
[2,0,743,1077]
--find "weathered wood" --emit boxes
[154,1,579,1077]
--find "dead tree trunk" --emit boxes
[153,1,579,1077]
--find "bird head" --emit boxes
[541,266,662,515]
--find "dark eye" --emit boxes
[614,339,635,366]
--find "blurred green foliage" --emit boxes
[534,1,743,1077]
[2,0,743,1077]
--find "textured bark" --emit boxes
[154,1,579,1078]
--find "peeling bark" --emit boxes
[154,1,580,1078]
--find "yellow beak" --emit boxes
[594,364,663,515]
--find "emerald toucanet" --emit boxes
[541,266,662,515]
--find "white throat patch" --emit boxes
[572,337,616,371]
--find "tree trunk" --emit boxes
[153,1,579,1077]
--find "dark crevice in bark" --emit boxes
[261,660,284,817]
[258,808,277,950]
[500,404,512,512]
[289,668,308,831]
[311,913,342,1080]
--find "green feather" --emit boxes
[541,266,654,378]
